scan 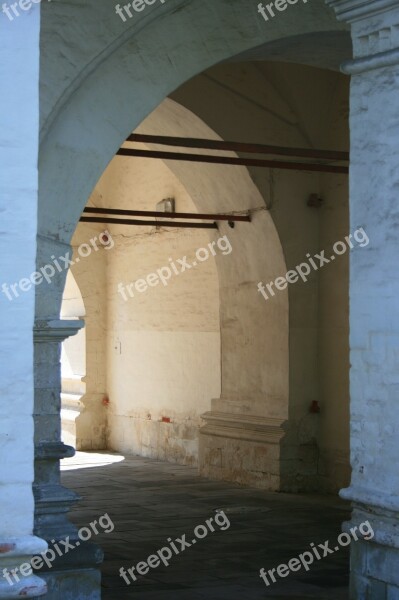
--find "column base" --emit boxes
[350,540,399,600]
[0,577,47,599]
[341,486,399,599]
[34,320,103,599]
[0,535,47,599]
[34,441,103,598]
[33,541,103,600]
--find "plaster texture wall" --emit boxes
[0,7,48,598]
[0,11,39,539]
[318,79,350,493]
[69,223,108,450]
[39,0,347,142]
[102,155,221,465]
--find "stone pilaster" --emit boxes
[34,320,102,599]
[200,409,286,490]
[0,6,48,598]
[199,407,320,492]
[326,1,399,597]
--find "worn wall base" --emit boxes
[199,411,338,492]
[199,411,286,490]
[350,539,399,600]
[33,540,103,600]
[107,413,200,466]
[318,448,351,494]
[38,566,101,600]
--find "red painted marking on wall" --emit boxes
[19,587,39,596]
[0,543,15,553]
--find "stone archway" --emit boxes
[35,3,351,597]
[133,98,289,487]
[3,0,399,597]
[73,95,289,486]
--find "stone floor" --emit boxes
[61,452,350,599]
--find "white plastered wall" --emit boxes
[0,6,48,598]
[60,271,86,448]
[103,157,221,465]
[67,219,109,450]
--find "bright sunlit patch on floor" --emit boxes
[61,451,125,471]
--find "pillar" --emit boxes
[327,0,399,597]
[33,314,103,598]
[34,235,103,598]
[0,7,48,599]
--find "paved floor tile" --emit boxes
[61,452,350,599]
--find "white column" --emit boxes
[327,1,399,597]
[0,5,47,599]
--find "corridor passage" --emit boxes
[61,453,350,599]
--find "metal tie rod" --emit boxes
[83,207,251,222]
[126,133,349,162]
[80,216,218,229]
[117,148,349,175]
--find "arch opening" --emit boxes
[63,96,288,484]
[46,53,351,494]
[35,11,353,597]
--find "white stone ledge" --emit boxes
[327,0,399,23]
[341,46,399,73]
[341,484,399,512]
[34,319,85,343]
[200,411,286,444]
